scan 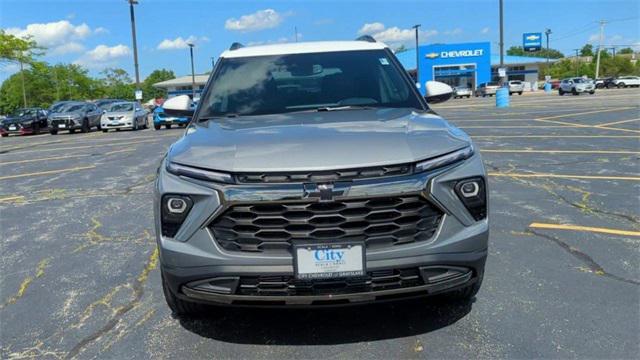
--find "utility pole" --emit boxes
[498,0,505,85]
[412,24,421,87]
[610,47,616,58]
[294,27,298,42]
[128,0,141,90]
[573,48,580,76]
[544,28,552,75]
[594,20,606,79]
[19,59,27,107]
[188,43,196,100]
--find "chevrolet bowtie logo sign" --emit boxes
[525,34,540,41]
[425,52,439,59]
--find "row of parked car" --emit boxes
[0,99,192,137]
[452,80,525,99]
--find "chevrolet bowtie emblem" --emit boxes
[425,52,439,59]
[303,182,350,202]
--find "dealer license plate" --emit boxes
[8,125,16,130]
[294,243,365,280]
[58,124,66,128]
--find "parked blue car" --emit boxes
[153,106,189,130]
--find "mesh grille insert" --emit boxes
[210,194,443,253]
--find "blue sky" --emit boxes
[1,0,638,82]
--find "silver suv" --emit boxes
[508,80,524,95]
[559,77,595,95]
[155,39,488,314]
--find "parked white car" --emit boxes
[507,80,524,95]
[558,78,595,96]
[101,101,148,132]
[613,76,640,88]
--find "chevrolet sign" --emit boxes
[523,32,542,52]
[440,49,484,58]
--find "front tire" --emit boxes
[165,124,172,129]
[518,91,523,95]
[133,119,139,131]
[154,124,161,130]
[559,89,564,95]
[1,133,8,137]
[618,83,625,88]
[572,88,579,95]
[50,129,58,135]
[162,270,207,316]
[81,119,89,133]
[589,90,595,95]
[102,129,108,133]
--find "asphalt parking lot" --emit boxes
[1,88,638,359]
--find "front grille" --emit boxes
[210,194,443,253]
[238,268,423,296]
[236,164,412,183]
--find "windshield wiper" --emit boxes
[315,105,377,112]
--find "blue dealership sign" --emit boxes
[523,33,542,52]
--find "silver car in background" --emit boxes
[475,82,499,97]
[453,86,472,98]
[101,101,148,132]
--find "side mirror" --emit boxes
[425,81,453,104]
[163,95,194,117]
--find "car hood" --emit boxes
[105,111,132,117]
[168,108,472,173]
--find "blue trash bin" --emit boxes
[496,87,509,108]
[544,82,552,93]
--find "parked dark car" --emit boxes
[0,108,49,137]
[48,102,102,134]
[595,77,615,89]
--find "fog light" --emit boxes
[460,181,479,198]
[167,198,187,213]
[161,194,193,237]
[454,177,486,221]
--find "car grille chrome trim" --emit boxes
[235,163,412,183]
[209,193,444,254]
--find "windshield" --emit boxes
[199,50,422,118]
[573,78,584,83]
[60,103,85,113]
[488,82,499,86]
[11,108,37,117]
[109,103,134,112]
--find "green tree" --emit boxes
[142,69,175,101]
[618,47,634,55]
[99,68,135,100]
[0,62,102,113]
[507,46,564,59]
[0,30,43,64]
[580,44,593,57]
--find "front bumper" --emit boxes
[50,118,81,130]
[102,120,134,129]
[155,151,489,306]
[2,125,34,135]
[154,115,189,126]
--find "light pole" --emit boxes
[498,0,505,85]
[128,0,141,91]
[412,24,421,88]
[19,59,27,107]
[188,43,196,100]
[544,28,552,75]
[594,20,606,79]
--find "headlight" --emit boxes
[415,145,474,173]
[166,161,234,183]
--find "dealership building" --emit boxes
[395,42,550,92]
[153,74,210,99]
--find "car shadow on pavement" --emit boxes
[177,297,473,345]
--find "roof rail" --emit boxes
[229,42,244,51]
[355,35,376,43]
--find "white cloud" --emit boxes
[5,20,92,48]
[50,42,84,55]
[225,9,285,31]
[156,35,208,50]
[481,27,490,34]
[74,44,130,69]
[95,27,109,35]
[356,22,437,45]
[358,22,385,35]
[444,28,463,36]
